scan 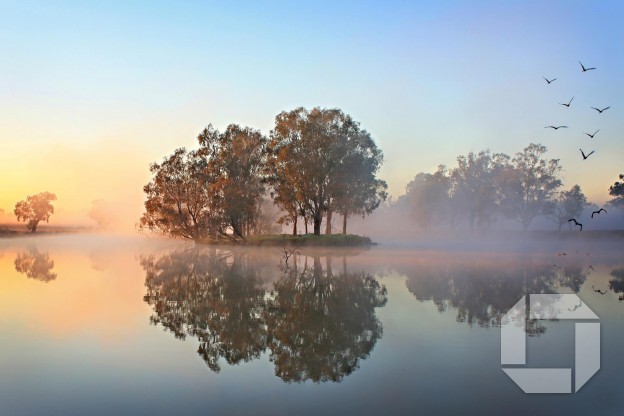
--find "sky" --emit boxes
[1,0,623,230]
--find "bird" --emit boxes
[558,251,568,256]
[544,77,557,84]
[591,208,607,218]
[579,149,595,160]
[545,125,568,129]
[591,106,610,113]
[579,61,596,72]
[586,265,595,273]
[560,97,574,107]
[568,300,583,312]
[592,285,607,295]
[568,218,583,231]
[584,129,600,138]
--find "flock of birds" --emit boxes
[547,62,616,299]
[543,61,611,231]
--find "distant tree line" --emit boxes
[140,107,387,241]
[400,143,590,231]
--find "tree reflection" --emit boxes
[14,247,57,282]
[609,268,624,301]
[404,258,588,334]
[265,257,387,382]
[142,249,267,372]
[141,249,387,382]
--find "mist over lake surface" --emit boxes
[1,235,623,416]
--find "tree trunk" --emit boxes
[304,218,308,234]
[342,214,348,234]
[313,212,322,235]
[325,209,332,235]
[292,217,297,236]
[30,220,39,233]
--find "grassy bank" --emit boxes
[196,233,374,247]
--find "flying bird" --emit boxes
[568,300,583,312]
[543,77,557,84]
[579,149,595,160]
[579,61,596,72]
[591,106,610,113]
[560,97,574,107]
[586,265,595,273]
[568,218,583,231]
[591,208,607,218]
[545,125,568,129]
[592,285,607,295]
[584,129,600,138]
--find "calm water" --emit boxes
[1,235,624,416]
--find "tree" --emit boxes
[140,124,267,242]
[88,199,115,230]
[608,173,624,208]
[332,131,387,234]
[497,144,562,231]
[405,166,450,229]
[268,107,386,235]
[197,124,267,240]
[549,185,588,230]
[449,150,507,230]
[140,148,215,239]
[14,192,57,233]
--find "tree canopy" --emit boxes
[14,192,57,233]
[267,107,386,235]
[141,109,387,240]
[609,173,624,208]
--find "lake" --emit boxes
[1,235,623,415]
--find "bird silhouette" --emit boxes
[592,285,607,295]
[579,149,595,160]
[586,265,595,273]
[545,125,568,130]
[568,218,583,231]
[591,208,607,218]
[584,129,600,138]
[543,77,557,84]
[568,300,583,312]
[560,97,574,107]
[579,61,596,72]
[591,106,610,113]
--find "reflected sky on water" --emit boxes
[1,235,624,416]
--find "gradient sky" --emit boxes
[1,1,623,229]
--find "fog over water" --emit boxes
[1,234,624,415]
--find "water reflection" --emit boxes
[609,268,624,301]
[141,248,387,382]
[266,256,387,382]
[14,246,57,282]
[403,258,588,334]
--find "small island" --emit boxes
[196,233,374,247]
[138,108,387,246]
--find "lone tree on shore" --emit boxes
[14,192,57,233]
